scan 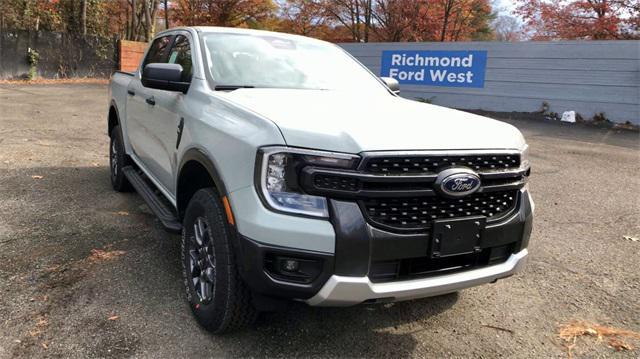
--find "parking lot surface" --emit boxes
[0,84,638,358]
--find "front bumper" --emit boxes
[306,249,528,306]
[233,188,534,305]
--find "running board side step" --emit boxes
[122,166,182,233]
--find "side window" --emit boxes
[168,35,193,82]
[142,35,173,69]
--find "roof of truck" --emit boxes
[156,26,324,43]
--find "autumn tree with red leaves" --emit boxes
[170,0,277,28]
[372,0,426,42]
[0,0,498,43]
[516,0,640,40]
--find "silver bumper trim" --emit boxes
[306,249,528,306]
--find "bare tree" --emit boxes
[493,14,523,41]
[126,0,159,41]
[323,0,374,42]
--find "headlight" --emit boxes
[520,144,530,169]
[256,147,359,218]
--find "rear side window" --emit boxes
[168,35,193,82]
[142,35,173,69]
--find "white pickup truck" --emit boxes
[108,26,534,333]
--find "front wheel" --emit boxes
[181,188,257,333]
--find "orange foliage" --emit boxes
[516,0,640,40]
[170,0,277,28]
[2,0,497,42]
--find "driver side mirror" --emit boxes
[141,63,190,93]
[380,77,400,95]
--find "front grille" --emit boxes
[314,174,360,192]
[361,190,518,231]
[363,154,520,175]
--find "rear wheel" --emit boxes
[109,125,132,192]
[181,188,257,333]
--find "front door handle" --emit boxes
[145,96,156,106]
[127,90,135,96]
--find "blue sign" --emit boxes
[380,50,487,88]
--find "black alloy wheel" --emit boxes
[189,216,216,303]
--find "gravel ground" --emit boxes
[0,84,638,358]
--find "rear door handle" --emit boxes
[127,90,135,96]
[145,96,156,106]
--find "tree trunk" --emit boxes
[363,0,372,43]
[81,0,87,36]
[151,0,159,35]
[164,0,169,30]
[131,0,138,41]
[440,0,454,42]
[144,0,152,41]
[125,4,130,39]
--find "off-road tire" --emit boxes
[109,125,133,192]
[181,188,257,333]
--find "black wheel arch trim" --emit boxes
[108,99,121,135]
[177,147,228,200]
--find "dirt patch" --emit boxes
[88,249,127,262]
[10,246,128,357]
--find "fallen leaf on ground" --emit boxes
[609,338,635,351]
[558,321,640,357]
[108,315,119,321]
[88,249,126,262]
[29,316,49,337]
[115,211,129,216]
[41,342,48,349]
[31,175,43,179]
[623,235,639,242]
[36,317,48,328]
[92,162,100,167]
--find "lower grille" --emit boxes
[369,244,513,283]
[361,190,518,231]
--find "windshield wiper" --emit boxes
[214,85,255,91]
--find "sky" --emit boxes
[494,0,518,15]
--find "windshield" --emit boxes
[202,32,388,93]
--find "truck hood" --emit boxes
[218,89,526,154]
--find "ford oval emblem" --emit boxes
[435,168,481,197]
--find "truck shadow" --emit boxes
[243,293,459,357]
[0,165,457,357]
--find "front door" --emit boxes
[126,33,194,194]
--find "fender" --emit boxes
[177,148,228,198]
